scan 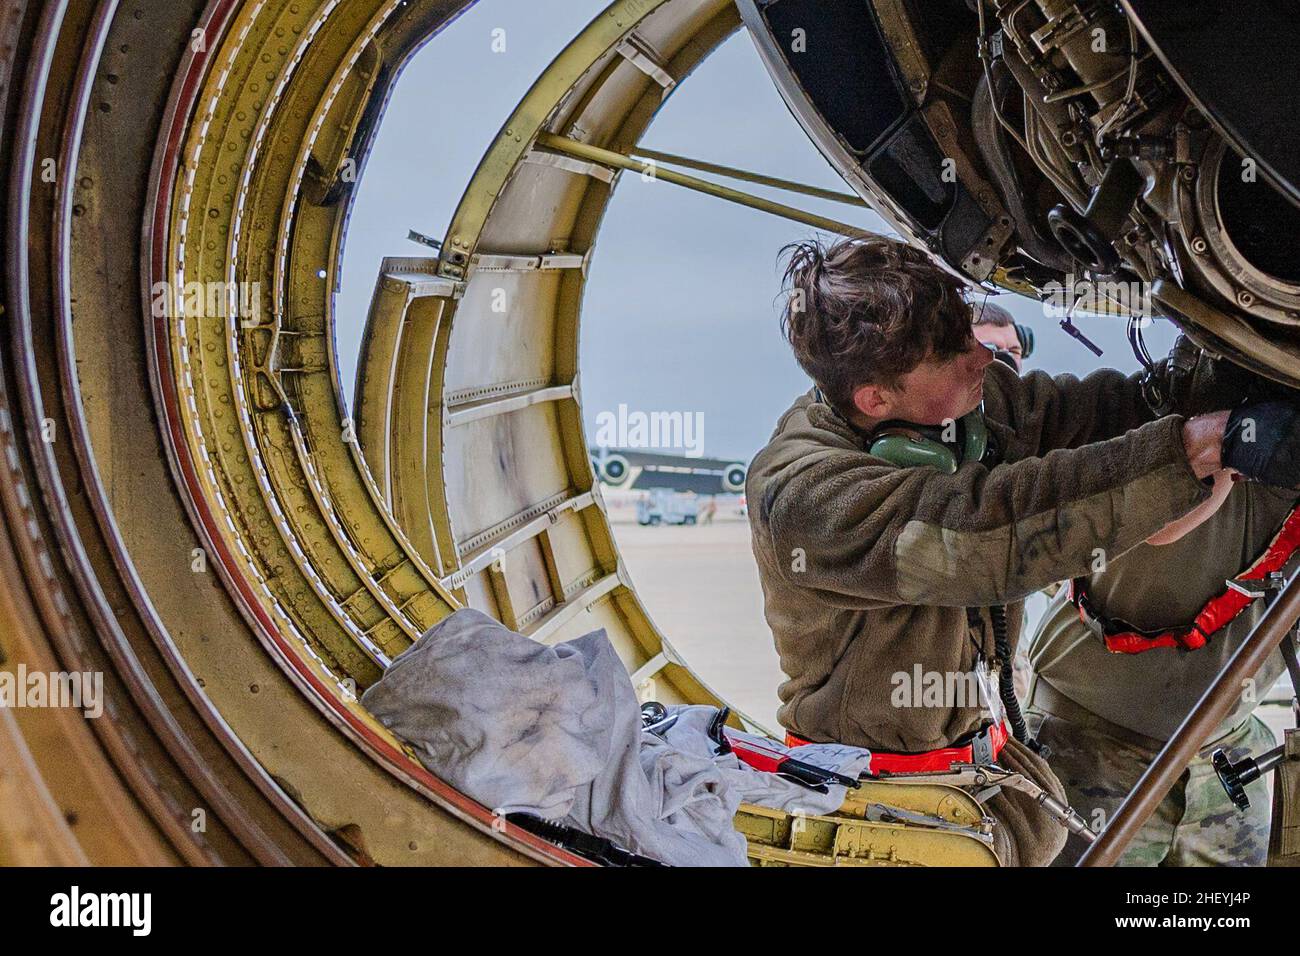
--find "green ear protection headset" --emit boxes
[867,410,989,475]
[812,386,992,475]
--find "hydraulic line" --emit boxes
[989,604,1038,751]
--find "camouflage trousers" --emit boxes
[1026,708,1276,866]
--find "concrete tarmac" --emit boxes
[613,517,784,732]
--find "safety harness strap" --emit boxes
[783,721,1008,776]
[1070,503,1300,654]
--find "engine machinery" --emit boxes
[741,0,1300,387]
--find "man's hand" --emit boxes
[1182,410,1229,479]
[1221,400,1300,489]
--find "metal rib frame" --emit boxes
[0,0,769,867]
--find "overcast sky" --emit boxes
[336,0,1178,463]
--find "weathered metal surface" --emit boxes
[736,803,1001,867]
[0,0,1002,867]
[0,0,748,868]
[1,0,592,867]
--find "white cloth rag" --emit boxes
[360,608,871,866]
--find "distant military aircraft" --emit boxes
[590,447,747,495]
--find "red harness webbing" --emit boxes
[782,721,1008,775]
[1070,503,1300,654]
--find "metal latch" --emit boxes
[1225,571,1287,600]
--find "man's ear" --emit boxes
[852,382,893,421]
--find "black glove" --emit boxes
[1222,400,1300,489]
[1155,335,1260,417]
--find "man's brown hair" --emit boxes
[971,300,1016,328]
[779,236,973,415]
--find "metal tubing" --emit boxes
[535,133,880,239]
[627,146,869,206]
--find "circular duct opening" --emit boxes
[1215,149,1300,284]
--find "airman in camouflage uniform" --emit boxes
[1026,478,1298,866]
[1027,699,1277,866]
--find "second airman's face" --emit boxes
[973,322,1023,370]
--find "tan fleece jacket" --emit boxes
[748,360,1211,752]
[746,361,1212,864]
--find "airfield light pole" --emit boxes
[1079,565,1300,866]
